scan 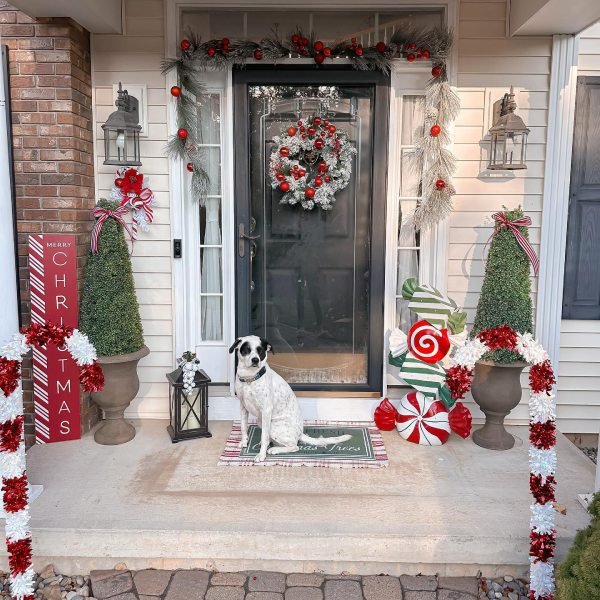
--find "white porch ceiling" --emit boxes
[8,0,122,34]
[510,0,600,36]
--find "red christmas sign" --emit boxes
[28,235,80,443]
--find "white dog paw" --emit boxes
[254,452,267,463]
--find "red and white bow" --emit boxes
[121,187,154,240]
[491,211,539,276]
[90,205,134,254]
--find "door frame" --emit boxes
[233,66,389,393]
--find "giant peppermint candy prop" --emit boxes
[396,391,450,446]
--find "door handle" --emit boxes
[238,223,261,257]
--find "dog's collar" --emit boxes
[238,366,267,384]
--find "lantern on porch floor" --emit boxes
[102,82,142,167]
[487,86,530,170]
[166,360,212,443]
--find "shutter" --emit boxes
[563,77,600,320]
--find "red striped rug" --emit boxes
[218,421,389,468]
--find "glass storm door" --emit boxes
[234,68,389,392]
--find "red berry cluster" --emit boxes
[312,40,332,64]
[403,42,431,63]
[347,37,363,57]
[207,37,230,58]
[291,34,310,56]
[375,41,387,54]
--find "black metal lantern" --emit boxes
[166,366,212,443]
[487,87,530,170]
[102,83,142,167]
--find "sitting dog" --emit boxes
[230,335,352,463]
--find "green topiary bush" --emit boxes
[557,492,600,600]
[471,207,533,363]
[79,198,145,356]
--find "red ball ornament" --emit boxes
[254,49,263,60]
[422,49,431,59]
[432,65,443,78]
[279,147,289,157]
[221,37,230,47]
[279,182,290,192]
[355,46,363,57]
[177,128,188,140]
[313,116,322,126]
[301,37,309,47]
[207,47,216,57]
[318,161,328,173]
[307,127,316,137]
[186,162,194,172]
[409,42,417,49]
[407,53,416,62]
[276,173,285,182]
[314,139,324,150]
[292,34,300,44]
[297,120,303,126]
[376,41,387,54]
[435,179,446,190]
[324,175,331,183]
[298,169,306,176]
[170,86,182,97]
[114,177,124,188]
[314,53,325,65]
[313,40,324,52]
[180,39,191,51]
[328,125,336,134]
[323,47,332,57]
[293,165,299,171]
[314,177,323,187]
[430,124,442,137]
[305,187,316,199]
[287,126,297,136]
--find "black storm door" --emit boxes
[234,67,389,392]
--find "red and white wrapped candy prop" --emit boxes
[374,398,399,431]
[396,391,451,446]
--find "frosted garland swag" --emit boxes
[446,325,557,600]
[0,323,104,600]
[162,26,459,226]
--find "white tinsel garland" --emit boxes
[530,558,555,598]
[66,329,97,366]
[530,502,556,535]
[5,510,31,542]
[529,392,556,424]
[517,332,549,365]
[529,447,557,480]
[451,338,487,369]
[0,444,26,479]
[0,333,29,361]
[0,387,24,423]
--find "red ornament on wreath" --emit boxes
[177,128,188,140]
[314,53,325,65]
[180,39,191,51]
[170,85,182,97]
[407,53,416,62]
[186,162,194,173]
[269,114,356,210]
[435,179,446,190]
[314,40,324,52]
[432,65,443,78]
[254,49,263,60]
[376,41,387,54]
[430,124,442,137]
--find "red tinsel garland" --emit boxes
[530,474,556,505]
[0,415,24,453]
[445,365,473,400]
[477,324,518,351]
[0,358,20,397]
[530,421,557,450]
[2,474,29,513]
[6,537,32,575]
[79,361,105,393]
[529,360,556,394]
[530,530,557,561]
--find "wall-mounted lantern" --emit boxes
[487,87,530,170]
[102,82,142,167]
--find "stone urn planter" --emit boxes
[91,346,149,445]
[470,360,527,450]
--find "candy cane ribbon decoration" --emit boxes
[125,187,154,240]
[491,211,539,275]
[90,206,134,254]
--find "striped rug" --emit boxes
[218,421,389,468]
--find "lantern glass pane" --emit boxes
[181,389,201,430]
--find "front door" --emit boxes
[234,68,389,393]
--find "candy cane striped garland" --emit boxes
[446,325,556,600]
[0,323,104,600]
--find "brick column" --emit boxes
[0,2,99,446]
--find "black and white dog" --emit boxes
[229,335,352,463]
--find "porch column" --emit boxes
[535,34,579,370]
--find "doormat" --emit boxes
[218,421,388,468]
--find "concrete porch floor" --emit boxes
[17,420,595,577]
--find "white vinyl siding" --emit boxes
[92,0,171,419]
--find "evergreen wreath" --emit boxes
[162,25,459,228]
[446,325,558,600]
[269,115,356,210]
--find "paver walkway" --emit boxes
[88,569,482,600]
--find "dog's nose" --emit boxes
[251,357,259,365]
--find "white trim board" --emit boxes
[535,35,580,369]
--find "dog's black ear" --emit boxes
[229,338,242,354]
[260,337,274,355]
